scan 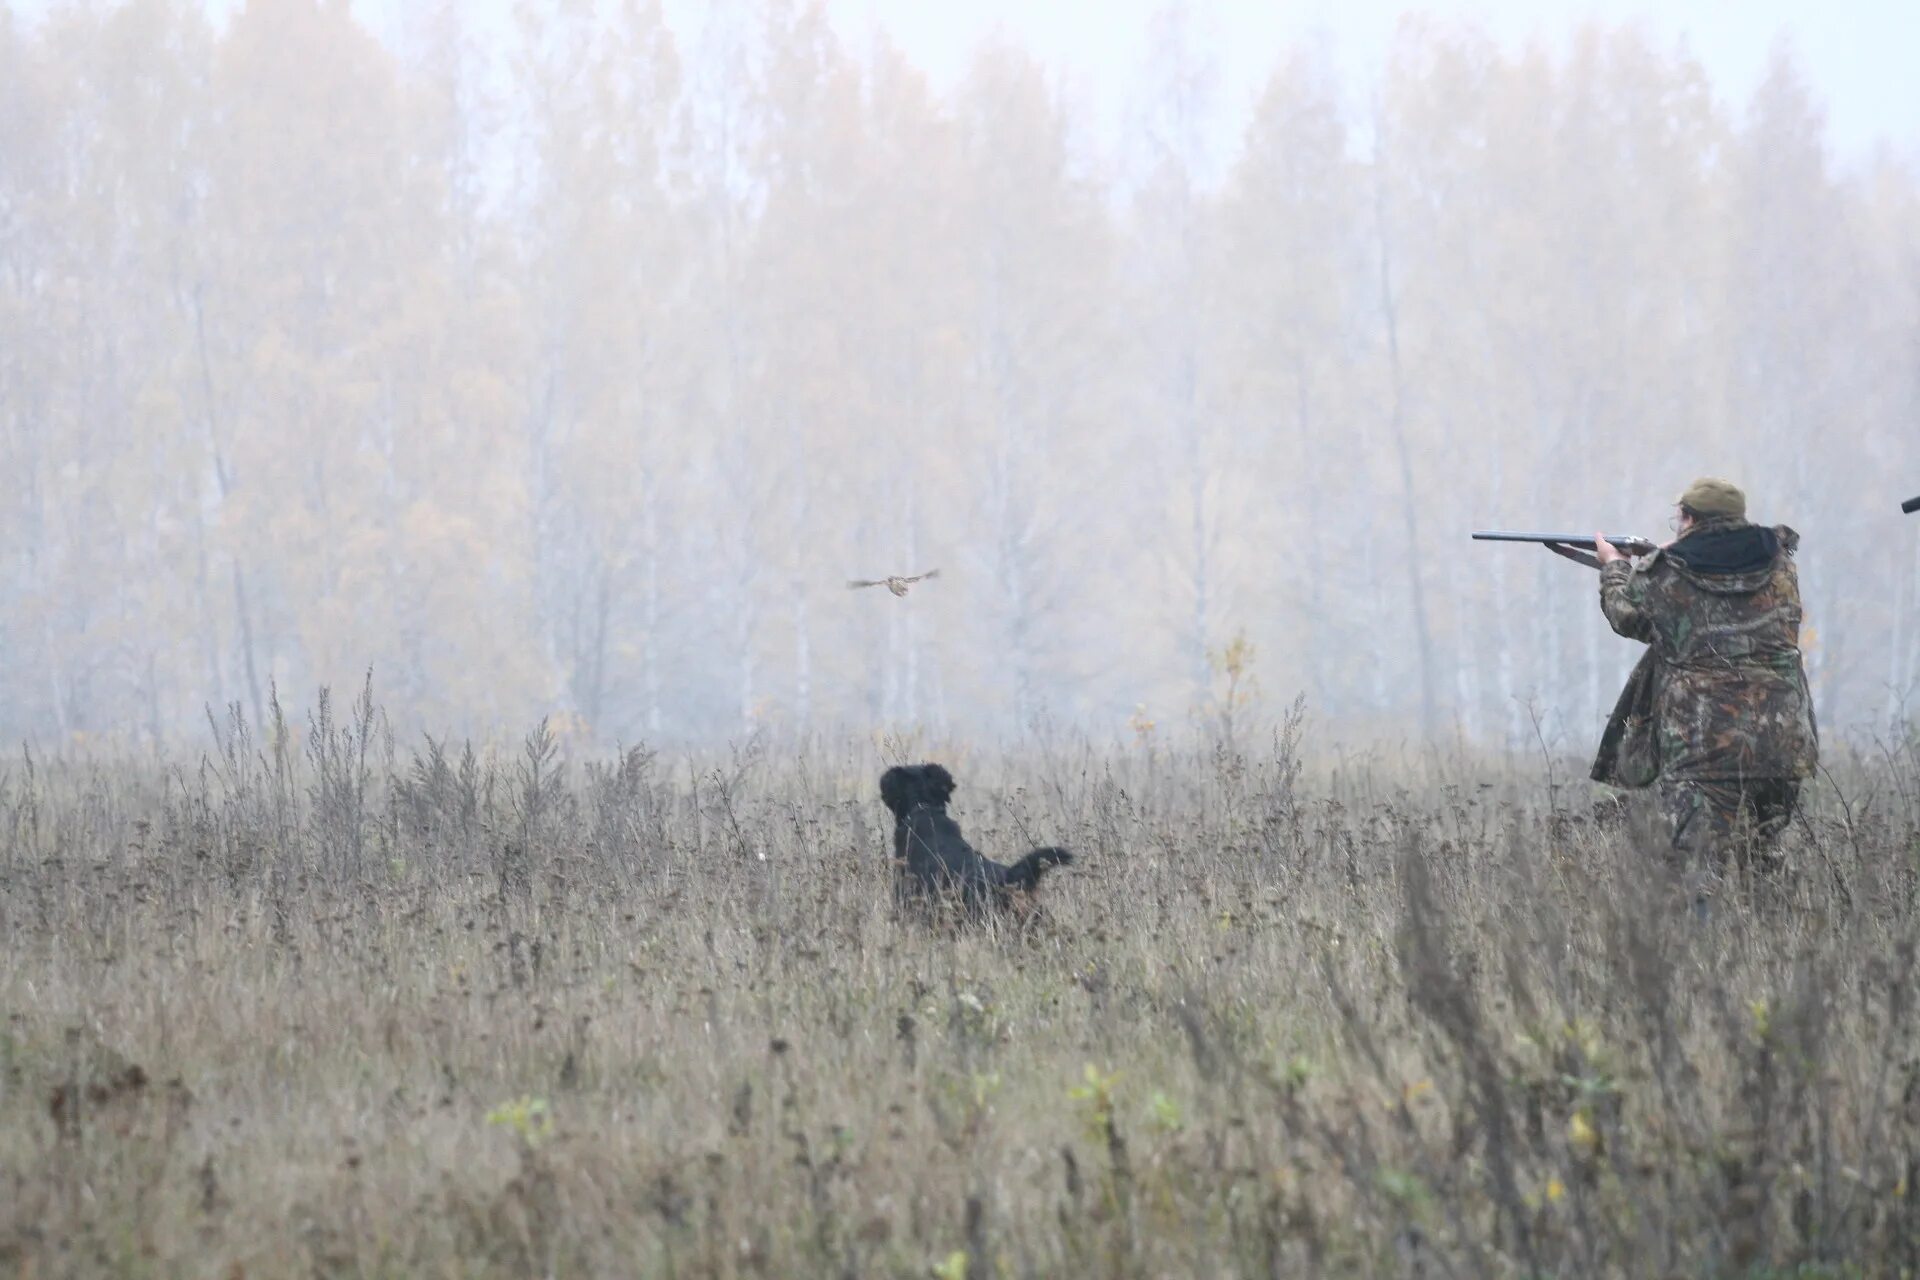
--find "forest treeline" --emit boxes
[1,0,1916,749]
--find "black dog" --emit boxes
[878,763,1073,912]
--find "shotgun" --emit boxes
[1472,530,1659,570]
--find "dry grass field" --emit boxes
[4,693,1920,1278]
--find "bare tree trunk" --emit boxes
[193,285,264,729]
[1890,533,1916,724]
[1295,359,1327,709]
[43,616,70,740]
[231,565,265,731]
[993,442,1035,728]
[790,421,812,726]
[737,600,757,731]
[525,369,562,686]
[641,476,663,736]
[881,589,900,723]
[585,561,611,731]
[903,485,921,723]
[189,500,225,710]
[1184,381,1211,701]
[1584,611,1603,746]
[1363,530,1388,709]
[145,651,164,748]
[931,660,949,737]
[1372,172,1438,742]
[792,589,811,727]
[1454,624,1477,743]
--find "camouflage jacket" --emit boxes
[1593,518,1818,785]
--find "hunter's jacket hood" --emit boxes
[1654,519,1799,595]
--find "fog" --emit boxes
[2,0,1916,751]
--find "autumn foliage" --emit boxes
[2,2,1916,748]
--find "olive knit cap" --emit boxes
[1677,477,1746,520]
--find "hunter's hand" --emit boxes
[1593,532,1623,566]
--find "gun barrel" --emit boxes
[1471,531,1655,551]
[1904,495,1920,515]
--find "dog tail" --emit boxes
[1004,847,1074,890]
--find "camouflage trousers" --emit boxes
[1656,777,1801,874]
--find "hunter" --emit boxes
[1589,478,1818,885]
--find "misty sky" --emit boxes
[16,1,1910,158]
[395,0,1909,164]
[817,0,1913,161]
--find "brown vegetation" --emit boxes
[4,695,1919,1276]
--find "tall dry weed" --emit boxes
[1,691,1917,1276]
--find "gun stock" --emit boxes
[1904,495,1920,515]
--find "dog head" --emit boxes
[879,763,957,816]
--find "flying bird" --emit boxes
[847,569,939,597]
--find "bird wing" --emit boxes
[908,568,940,583]
[847,579,883,590]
